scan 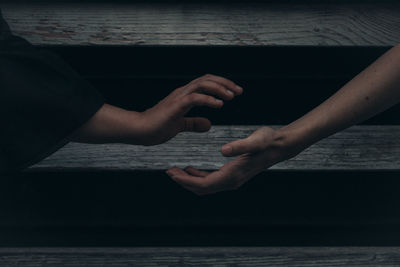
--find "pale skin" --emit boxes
[73,45,400,196]
[167,44,400,195]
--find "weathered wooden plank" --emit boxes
[0,247,400,266]
[31,125,400,171]
[2,3,400,46]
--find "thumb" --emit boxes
[221,137,263,157]
[221,126,277,157]
[182,117,211,132]
[222,126,278,157]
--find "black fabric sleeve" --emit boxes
[0,10,105,172]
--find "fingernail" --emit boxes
[215,99,223,104]
[221,145,232,155]
[236,85,243,93]
[226,89,234,96]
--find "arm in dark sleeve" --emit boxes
[0,10,104,172]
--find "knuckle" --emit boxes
[191,76,203,83]
[227,80,236,88]
[185,93,198,103]
[188,81,199,88]
[175,86,186,93]
[197,79,210,87]
[186,82,199,91]
[206,95,215,103]
[216,83,225,91]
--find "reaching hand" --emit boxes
[136,74,242,145]
[167,126,302,195]
[72,74,241,146]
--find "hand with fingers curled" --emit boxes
[73,73,243,147]
[134,74,243,146]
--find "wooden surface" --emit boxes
[31,125,400,171]
[2,3,400,46]
[0,247,400,266]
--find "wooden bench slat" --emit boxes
[31,125,400,171]
[0,247,399,266]
[2,3,400,46]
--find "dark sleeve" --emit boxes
[0,11,105,172]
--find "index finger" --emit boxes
[200,74,243,95]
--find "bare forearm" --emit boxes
[71,104,144,144]
[167,45,400,195]
[280,44,400,151]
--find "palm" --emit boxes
[167,126,297,195]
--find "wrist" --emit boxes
[122,110,150,145]
[273,125,312,159]
[72,104,146,144]
[127,109,167,146]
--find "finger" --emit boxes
[166,167,208,188]
[184,166,210,177]
[168,174,204,195]
[182,117,211,132]
[179,93,223,114]
[203,156,258,192]
[200,74,243,95]
[188,80,235,100]
[221,137,264,157]
[168,164,243,195]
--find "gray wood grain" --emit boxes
[0,247,400,266]
[2,3,400,46]
[30,125,400,171]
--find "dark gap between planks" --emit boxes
[44,46,400,125]
[0,170,399,246]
